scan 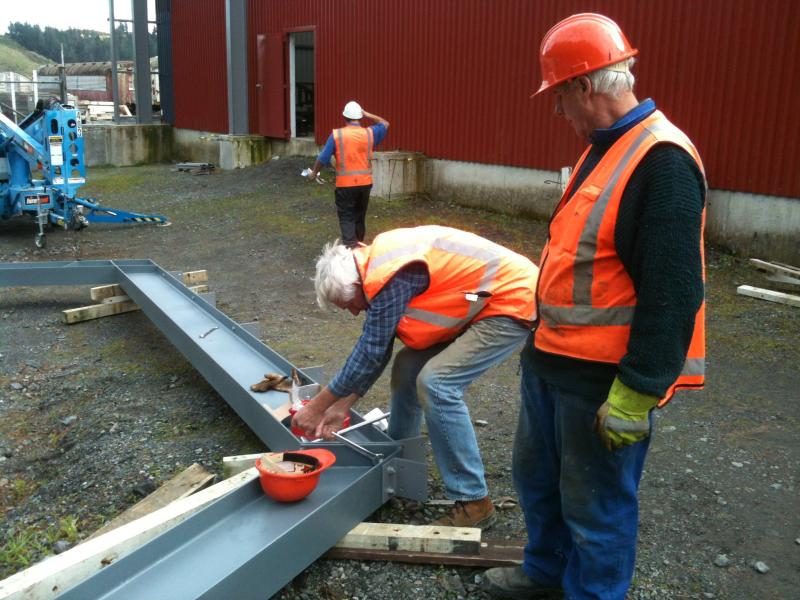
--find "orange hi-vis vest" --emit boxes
[535,111,706,406]
[353,225,538,350]
[333,125,374,187]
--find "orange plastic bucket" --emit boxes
[255,449,336,502]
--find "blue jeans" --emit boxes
[515,340,650,600]
[388,316,530,500]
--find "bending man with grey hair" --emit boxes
[292,225,538,530]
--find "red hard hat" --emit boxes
[533,13,638,97]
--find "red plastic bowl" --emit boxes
[288,401,350,437]
[255,449,336,502]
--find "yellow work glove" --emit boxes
[593,377,658,451]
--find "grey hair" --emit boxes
[588,57,636,97]
[314,241,360,310]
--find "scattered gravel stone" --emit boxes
[53,540,74,554]
[753,561,770,574]
[713,555,731,568]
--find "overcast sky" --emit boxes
[1,0,157,34]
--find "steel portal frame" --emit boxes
[0,260,427,599]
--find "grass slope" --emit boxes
[0,36,51,74]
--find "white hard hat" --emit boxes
[342,101,363,120]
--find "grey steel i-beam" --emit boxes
[0,260,427,599]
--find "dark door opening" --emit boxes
[290,31,314,138]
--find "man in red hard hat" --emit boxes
[305,101,389,248]
[483,13,707,599]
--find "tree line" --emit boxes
[6,22,158,64]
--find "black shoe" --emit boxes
[482,566,562,599]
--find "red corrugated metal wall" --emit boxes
[175,0,799,198]
[171,0,228,133]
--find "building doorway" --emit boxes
[289,31,314,138]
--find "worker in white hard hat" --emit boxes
[305,101,389,247]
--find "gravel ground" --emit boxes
[0,157,798,599]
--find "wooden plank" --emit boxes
[773,261,800,274]
[90,284,124,302]
[325,537,524,568]
[737,285,800,308]
[181,270,208,285]
[188,284,209,294]
[750,258,800,278]
[765,273,800,287]
[87,463,215,540]
[62,296,139,324]
[223,453,263,478]
[0,468,258,600]
[335,522,481,555]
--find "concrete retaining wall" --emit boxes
[83,123,174,167]
[424,159,561,221]
[706,190,799,263]
[81,124,799,264]
[424,159,800,265]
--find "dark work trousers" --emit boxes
[334,184,371,247]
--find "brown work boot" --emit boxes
[432,497,497,530]
[482,566,562,599]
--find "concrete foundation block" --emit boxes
[371,151,425,200]
[173,130,269,169]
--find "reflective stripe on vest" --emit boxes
[539,122,672,327]
[354,226,538,349]
[334,126,374,187]
[535,111,706,405]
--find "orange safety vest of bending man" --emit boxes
[354,225,538,350]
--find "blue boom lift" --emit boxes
[0,99,168,248]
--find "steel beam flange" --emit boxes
[383,457,427,502]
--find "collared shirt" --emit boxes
[589,98,656,146]
[328,264,429,398]
[317,122,388,166]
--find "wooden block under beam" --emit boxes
[87,463,216,540]
[335,522,481,555]
[182,270,208,285]
[90,280,208,302]
[325,537,524,568]
[223,453,264,478]
[737,285,800,308]
[62,296,139,324]
[90,284,124,302]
